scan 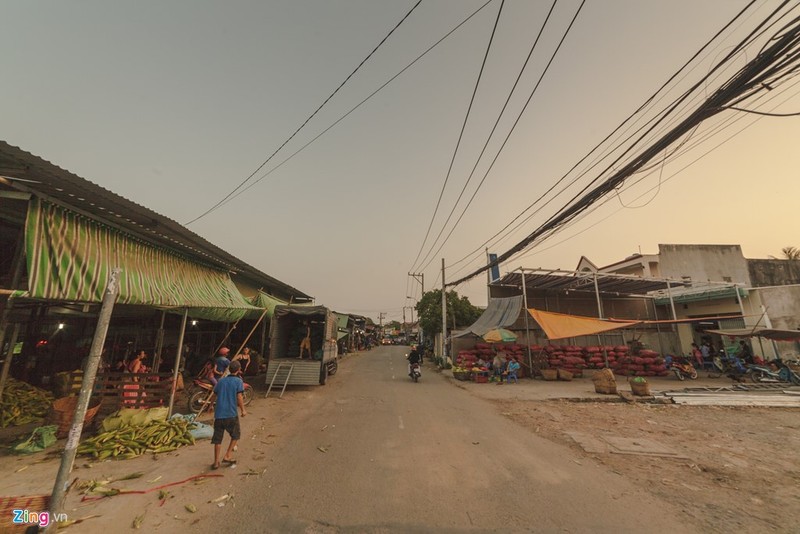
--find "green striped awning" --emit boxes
[25,198,263,321]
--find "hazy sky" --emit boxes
[2,1,799,323]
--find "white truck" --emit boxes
[265,305,339,387]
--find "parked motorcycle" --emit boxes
[748,360,800,385]
[667,355,698,380]
[709,351,749,381]
[409,362,422,383]
[188,376,254,414]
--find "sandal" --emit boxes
[211,464,220,470]
[222,458,237,465]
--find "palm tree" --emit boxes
[782,246,800,260]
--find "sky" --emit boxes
[2,0,799,323]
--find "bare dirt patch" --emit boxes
[493,399,800,533]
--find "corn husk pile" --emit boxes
[77,417,195,460]
[0,378,54,427]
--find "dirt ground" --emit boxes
[1,368,798,533]
[490,397,800,533]
[0,382,319,534]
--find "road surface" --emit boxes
[199,345,695,533]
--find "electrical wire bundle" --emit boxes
[447,3,800,287]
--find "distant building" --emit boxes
[581,244,800,358]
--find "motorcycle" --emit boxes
[748,360,800,385]
[667,355,698,380]
[709,351,749,381]
[409,362,422,382]
[188,376,254,414]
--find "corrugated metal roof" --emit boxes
[0,141,310,301]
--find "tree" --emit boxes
[415,289,483,336]
[385,320,402,331]
[782,246,800,260]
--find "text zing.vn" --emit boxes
[12,510,67,527]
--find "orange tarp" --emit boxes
[527,309,640,340]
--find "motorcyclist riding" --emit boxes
[407,345,422,378]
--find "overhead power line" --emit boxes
[408,0,505,273]
[201,0,497,211]
[444,0,759,273]
[185,0,423,225]
[418,0,586,273]
[410,0,560,273]
[448,2,800,287]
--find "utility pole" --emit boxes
[441,258,447,364]
[378,312,386,340]
[409,272,424,345]
[49,269,120,529]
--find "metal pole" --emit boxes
[420,273,424,347]
[520,269,533,378]
[761,306,780,358]
[441,258,447,364]
[167,308,189,417]
[593,274,609,368]
[651,297,665,359]
[734,284,746,318]
[48,269,120,527]
[0,323,21,398]
[666,280,677,320]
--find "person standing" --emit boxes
[691,343,704,368]
[492,353,506,383]
[211,359,247,470]
[299,321,312,359]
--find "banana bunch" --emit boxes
[0,378,54,427]
[77,417,196,460]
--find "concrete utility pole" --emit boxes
[409,272,424,345]
[49,269,120,529]
[441,258,447,363]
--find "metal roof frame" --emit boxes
[493,268,673,297]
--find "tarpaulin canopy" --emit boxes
[25,198,262,321]
[452,295,523,338]
[527,309,640,340]
[245,291,288,319]
[703,328,800,341]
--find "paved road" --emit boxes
[200,345,696,533]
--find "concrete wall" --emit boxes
[751,285,800,359]
[658,244,751,285]
[748,259,800,287]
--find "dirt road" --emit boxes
[4,345,796,533]
[196,346,694,533]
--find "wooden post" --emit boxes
[0,323,21,398]
[167,309,188,417]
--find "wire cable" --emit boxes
[444,0,760,273]
[212,0,497,209]
[410,0,560,273]
[408,0,505,273]
[448,2,800,286]
[417,0,586,273]
[185,0,423,225]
